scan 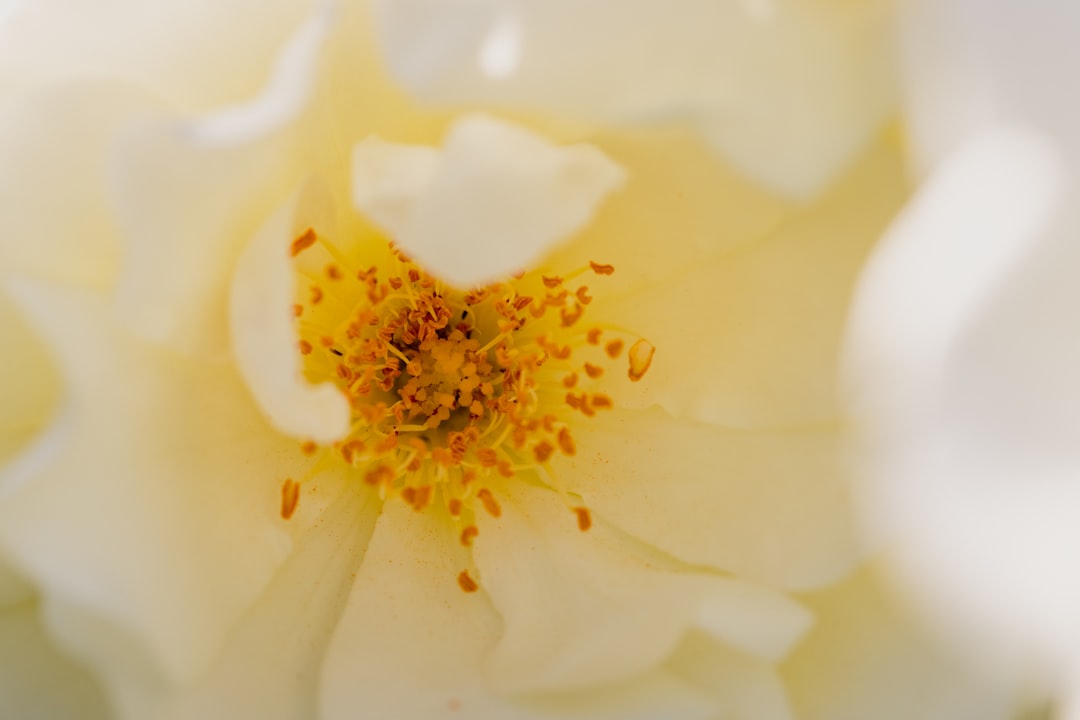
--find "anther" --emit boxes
[628,339,655,382]
[557,427,576,456]
[460,525,479,547]
[605,339,624,358]
[589,261,615,275]
[477,488,502,518]
[280,478,300,520]
[573,506,592,532]
[458,570,479,593]
[290,228,317,257]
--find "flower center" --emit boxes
[284,228,654,591]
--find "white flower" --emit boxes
[844,0,1080,712]
[0,1,1010,719]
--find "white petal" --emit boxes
[0,0,315,113]
[108,486,378,720]
[588,130,906,428]
[189,1,332,146]
[372,0,896,198]
[471,483,811,694]
[319,501,720,720]
[667,632,794,720]
[230,197,350,444]
[0,601,111,720]
[351,113,625,287]
[0,287,59,469]
[0,81,161,289]
[781,566,1013,720]
[899,1,1080,175]
[556,407,860,591]
[111,6,329,357]
[844,127,1079,676]
[0,281,305,688]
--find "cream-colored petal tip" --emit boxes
[351,114,626,287]
[230,201,350,445]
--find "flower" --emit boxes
[0,1,1013,719]
[843,0,1080,712]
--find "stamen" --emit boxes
[290,228,318,257]
[280,478,300,520]
[457,570,480,593]
[628,339,655,381]
[573,506,592,532]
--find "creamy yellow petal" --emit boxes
[781,565,1014,720]
[555,407,859,591]
[0,600,110,720]
[541,127,789,293]
[319,500,721,720]
[592,130,907,428]
[0,81,162,289]
[666,632,794,720]
[351,114,625,287]
[230,196,350,444]
[0,0,315,113]
[99,486,378,720]
[471,483,812,694]
[111,7,329,357]
[371,0,896,198]
[0,286,59,468]
[0,281,307,687]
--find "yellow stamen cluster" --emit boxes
[284,229,654,590]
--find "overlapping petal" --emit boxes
[351,113,625,287]
[844,126,1074,678]
[0,600,111,720]
[554,407,858,591]
[0,281,307,692]
[110,5,330,357]
[590,131,907,428]
[471,483,811,693]
[781,566,1011,720]
[318,501,723,720]
[370,0,896,198]
[0,0,316,113]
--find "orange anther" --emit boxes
[562,373,579,389]
[575,286,593,305]
[583,363,604,379]
[542,275,563,288]
[591,393,614,409]
[280,478,300,520]
[476,448,498,468]
[448,498,463,516]
[326,264,344,281]
[605,339,624,359]
[310,286,324,305]
[533,441,555,463]
[460,525,479,547]
[628,339,655,382]
[477,488,502,518]
[298,339,313,355]
[557,427,576,456]
[364,465,394,486]
[300,441,318,456]
[573,506,592,532]
[458,570,479,593]
[589,261,615,275]
[586,328,603,345]
[289,228,317,257]
[293,303,303,318]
